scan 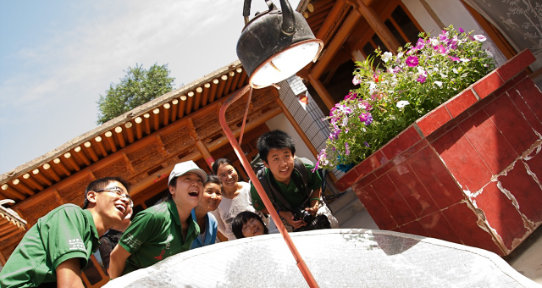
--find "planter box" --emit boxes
[336,50,542,256]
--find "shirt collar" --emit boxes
[166,199,181,226]
[82,209,99,242]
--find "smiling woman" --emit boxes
[107,160,207,278]
[211,158,261,241]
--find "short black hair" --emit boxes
[256,130,296,163]
[232,211,269,239]
[83,177,130,209]
[211,158,233,175]
[205,175,221,187]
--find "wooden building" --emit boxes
[0,0,539,286]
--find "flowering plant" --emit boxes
[316,26,495,172]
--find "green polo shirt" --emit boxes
[250,162,322,211]
[0,204,99,288]
[119,199,199,275]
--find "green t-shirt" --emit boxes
[250,162,322,211]
[0,204,99,288]
[119,199,199,275]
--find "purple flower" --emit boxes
[329,129,341,140]
[458,27,464,33]
[345,142,350,155]
[417,74,427,83]
[364,141,370,147]
[414,38,425,50]
[359,112,373,126]
[438,31,448,41]
[405,55,419,67]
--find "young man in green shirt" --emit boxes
[0,177,133,287]
[108,160,207,278]
[250,130,338,231]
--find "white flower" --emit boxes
[460,58,470,62]
[368,82,377,94]
[434,81,443,88]
[381,52,393,63]
[473,35,487,42]
[431,38,439,46]
[397,52,404,59]
[397,100,410,108]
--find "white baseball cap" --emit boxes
[168,160,208,185]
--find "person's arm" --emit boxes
[108,245,131,279]
[279,210,306,229]
[305,187,322,216]
[56,258,85,288]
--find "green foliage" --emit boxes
[97,64,175,124]
[316,26,495,172]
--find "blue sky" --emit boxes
[0,0,299,174]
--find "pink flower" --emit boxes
[448,56,460,62]
[405,55,419,67]
[473,35,487,42]
[435,44,447,54]
[344,91,357,100]
[417,74,427,83]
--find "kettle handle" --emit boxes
[242,0,296,35]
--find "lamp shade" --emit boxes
[236,0,323,88]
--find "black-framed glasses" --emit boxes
[95,186,133,206]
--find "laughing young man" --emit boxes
[250,130,338,232]
[0,177,132,288]
[108,160,206,278]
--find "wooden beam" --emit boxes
[152,108,160,131]
[104,131,117,153]
[125,122,135,144]
[42,163,61,182]
[186,92,194,115]
[1,184,25,201]
[312,9,361,79]
[22,173,43,191]
[201,83,211,106]
[353,0,400,52]
[308,73,335,110]
[93,136,108,158]
[209,79,220,103]
[134,117,144,140]
[32,168,52,187]
[178,96,187,118]
[63,152,80,172]
[170,99,179,123]
[194,87,203,110]
[73,146,91,166]
[114,126,126,148]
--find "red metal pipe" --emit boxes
[218,85,319,288]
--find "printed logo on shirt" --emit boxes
[68,238,86,251]
[122,233,143,250]
[153,234,173,261]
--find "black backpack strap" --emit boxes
[293,158,311,197]
[256,168,294,212]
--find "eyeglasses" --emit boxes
[95,186,133,206]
